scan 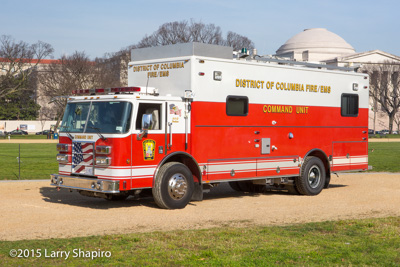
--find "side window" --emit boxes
[226,96,248,116]
[136,103,162,130]
[341,94,359,117]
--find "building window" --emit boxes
[341,94,359,117]
[226,96,248,116]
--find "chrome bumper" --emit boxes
[50,174,120,193]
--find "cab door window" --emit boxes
[136,103,162,130]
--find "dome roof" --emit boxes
[276,28,355,60]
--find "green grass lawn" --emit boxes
[368,142,400,172]
[0,143,58,179]
[0,217,399,266]
[0,141,398,180]
[369,134,400,139]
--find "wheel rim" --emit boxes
[308,165,321,189]
[168,173,188,200]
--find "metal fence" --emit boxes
[0,143,57,179]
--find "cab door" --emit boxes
[131,101,165,189]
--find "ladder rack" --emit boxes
[247,55,358,72]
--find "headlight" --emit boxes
[95,157,111,166]
[56,154,69,164]
[96,146,111,154]
[57,144,69,152]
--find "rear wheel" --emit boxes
[295,156,326,195]
[228,181,242,192]
[152,162,194,209]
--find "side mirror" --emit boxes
[137,113,152,140]
[141,113,152,130]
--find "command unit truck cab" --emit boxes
[51,42,369,209]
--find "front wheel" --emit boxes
[152,162,194,209]
[295,156,326,195]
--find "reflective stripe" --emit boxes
[206,158,298,174]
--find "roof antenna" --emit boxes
[146,75,150,95]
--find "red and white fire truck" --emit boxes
[51,42,369,209]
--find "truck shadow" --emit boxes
[202,183,348,201]
[40,187,158,209]
[40,183,347,209]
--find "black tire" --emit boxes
[295,156,326,195]
[237,181,254,192]
[285,184,300,195]
[152,162,194,209]
[228,181,242,192]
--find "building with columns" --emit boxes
[275,28,400,132]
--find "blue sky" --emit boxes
[1,0,399,59]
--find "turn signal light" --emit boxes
[57,144,69,152]
[96,146,111,154]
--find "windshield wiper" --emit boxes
[88,126,107,141]
[62,126,74,140]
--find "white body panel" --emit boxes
[128,56,369,109]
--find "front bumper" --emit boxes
[50,174,120,193]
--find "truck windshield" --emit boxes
[60,101,132,134]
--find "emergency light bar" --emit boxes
[72,87,142,95]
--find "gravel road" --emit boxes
[0,173,399,241]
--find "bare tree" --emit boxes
[225,31,254,51]
[39,51,100,127]
[363,62,400,134]
[0,35,53,99]
[38,106,55,131]
[393,111,400,133]
[99,20,255,86]
[136,20,254,51]
[94,48,131,87]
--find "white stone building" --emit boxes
[275,28,400,132]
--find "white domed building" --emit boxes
[275,28,400,67]
[275,28,400,132]
[275,28,356,62]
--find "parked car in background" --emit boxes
[381,129,390,135]
[368,129,375,134]
[7,129,28,135]
[0,131,5,137]
[36,130,50,135]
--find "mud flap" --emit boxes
[191,182,203,201]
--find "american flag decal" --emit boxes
[72,142,94,174]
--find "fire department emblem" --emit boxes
[143,139,156,160]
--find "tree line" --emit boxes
[1,20,400,133]
[0,20,254,125]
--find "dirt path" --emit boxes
[1,173,399,241]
